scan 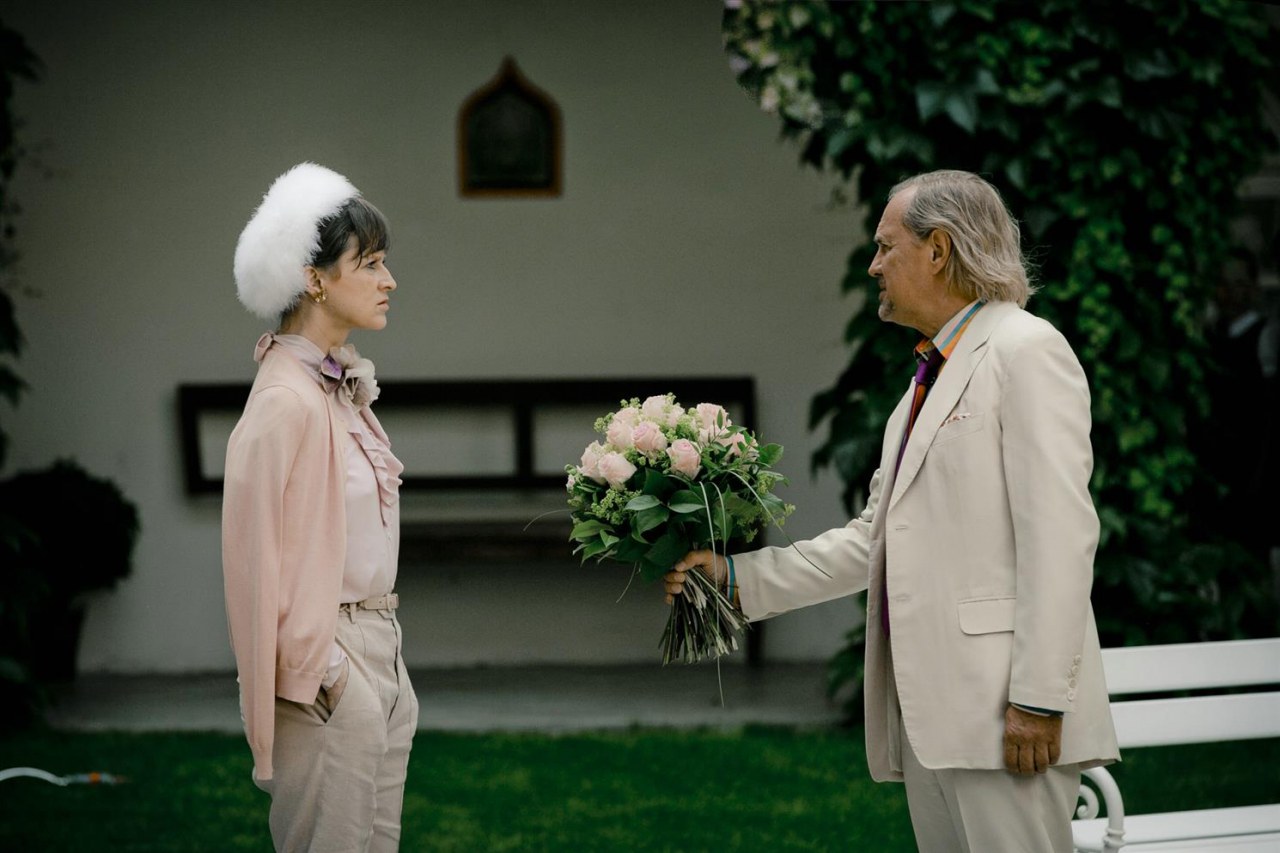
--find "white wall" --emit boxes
[4,0,868,672]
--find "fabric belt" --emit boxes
[339,593,399,612]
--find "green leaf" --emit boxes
[668,490,705,514]
[942,90,977,134]
[756,443,784,467]
[641,468,671,497]
[570,519,609,540]
[624,494,660,512]
[645,527,690,569]
[634,505,670,536]
[580,539,611,560]
[915,81,947,122]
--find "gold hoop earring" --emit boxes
[310,287,327,305]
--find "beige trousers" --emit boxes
[898,716,1080,852]
[260,604,418,853]
[886,643,1080,852]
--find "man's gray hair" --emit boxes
[890,170,1035,307]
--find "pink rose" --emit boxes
[598,452,637,489]
[632,421,669,454]
[580,441,606,483]
[665,403,685,428]
[666,439,702,478]
[695,403,730,441]
[607,418,635,450]
[612,406,641,429]
[641,395,669,422]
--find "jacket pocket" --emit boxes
[958,596,1015,635]
[934,411,986,444]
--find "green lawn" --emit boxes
[0,728,1276,852]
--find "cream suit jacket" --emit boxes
[735,300,1119,782]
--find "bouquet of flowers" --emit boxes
[566,394,796,664]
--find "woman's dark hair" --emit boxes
[310,196,390,270]
[277,197,391,325]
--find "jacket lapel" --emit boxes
[888,301,1015,510]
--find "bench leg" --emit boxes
[1076,766,1126,851]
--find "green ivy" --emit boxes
[0,18,42,728]
[0,19,40,468]
[723,0,1278,718]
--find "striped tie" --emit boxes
[894,346,945,476]
[882,344,945,636]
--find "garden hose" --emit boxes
[0,767,125,785]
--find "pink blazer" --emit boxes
[222,345,348,782]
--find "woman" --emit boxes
[223,162,417,852]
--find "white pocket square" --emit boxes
[942,412,973,426]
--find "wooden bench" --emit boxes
[1072,638,1280,851]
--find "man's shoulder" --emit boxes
[985,302,1072,352]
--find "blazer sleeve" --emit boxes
[734,467,882,621]
[1000,327,1100,713]
[222,384,309,782]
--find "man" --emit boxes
[666,170,1118,852]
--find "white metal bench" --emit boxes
[1072,638,1280,851]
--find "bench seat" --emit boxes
[1074,803,1280,851]
[1071,638,1280,851]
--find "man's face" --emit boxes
[868,189,938,335]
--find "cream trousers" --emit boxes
[258,604,418,852]
[886,643,1080,852]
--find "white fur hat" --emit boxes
[234,162,360,320]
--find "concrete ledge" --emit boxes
[46,663,842,734]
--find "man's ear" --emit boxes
[928,229,951,274]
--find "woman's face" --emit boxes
[315,236,396,332]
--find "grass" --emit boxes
[0,728,1276,852]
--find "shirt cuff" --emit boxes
[1012,702,1063,717]
[322,642,347,689]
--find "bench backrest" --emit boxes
[1100,638,1280,749]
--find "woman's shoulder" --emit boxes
[251,350,326,403]
[238,353,330,434]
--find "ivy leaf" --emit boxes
[929,2,957,27]
[915,81,947,122]
[0,366,25,406]
[943,90,978,134]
